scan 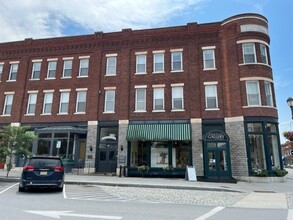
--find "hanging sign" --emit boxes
[56,141,61,149]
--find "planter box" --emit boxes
[236,176,287,183]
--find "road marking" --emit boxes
[24,210,122,219]
[63,184,67,199]
[195,206,225,220]
[0,183,18,194]
[288,209,293,220]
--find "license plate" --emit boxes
[40,171,47,175]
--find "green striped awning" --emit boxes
[126,123,191,141]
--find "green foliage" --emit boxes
[253,169,268,177]
[137,165,150,173]
[273,169,288,177]
[0,125,35,177]
[162,165,174,172]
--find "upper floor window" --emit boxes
[106,54,117,76]
[8,63,18,81]
[242,43,256,63]
[246,81,261,106]
[153,52,164,73]
[0,63,3,81]
[62,59,72,78]
[31,61,41,80]
[26,93,37,115]
[171,50,183,72]
[76,90,87,113]
[47,60,57,79]
[3,93,14,115]
[203,47,216,70]
[136,53,146,74]
[79,58,89,77]
[172,85,184,110]
[104,89,115,112]
[153,87,164,111]
[264,82,273,107]
[260,44,268,65]
[135,87,146,112]
[42,92,53,114]
[205,84,218,109]
[59,91,70,114]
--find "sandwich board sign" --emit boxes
[185,166,197,181]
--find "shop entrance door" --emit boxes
[206,142,231,179]
[203,130,232,182]
[96,143,117,173]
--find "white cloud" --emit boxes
[0,0,203,42]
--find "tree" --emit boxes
[0,125,35,177]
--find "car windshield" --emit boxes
[27,158,62,168]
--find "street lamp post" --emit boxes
[287,97,293,120]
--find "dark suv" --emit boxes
[19,156,65,192]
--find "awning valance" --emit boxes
[126,123,191,141]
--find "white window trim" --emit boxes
[245,81,261,106]
[204,84,219,110]
[2,93,14,116]
[264,81,274,107]
[153,52,165,74]
[135,88,146,112]
[46,60,57,79]
[171,50,183,72]
[8,63,18,82]
[78,58,89,77]
[260,44,268,65]
[171,86,184,111]
[202,47,217,70]
[26,92,38,115]
[62,59,73,79]
[135,54,147,75]
[75,90,87,114]
[104,89,115,113]
[242,43,257,64]
[58,91,70,115]
[153,87,165,111]
[47,58,58,61]
[31,62,41,80]
[42,92,53,115]
[106,56,117,76]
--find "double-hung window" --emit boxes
[171,50,183,71]
[26,92,37,115]
[76,90,87,113]
[104,89,115,112]
[31,61,41,80]
[246,81,261,106]
[3,93,14,115]
[47,60,57,79]
[0,63,3,81]
[242,43,256,63]
[204,83,218,109]
[171,85,184,110]
[135,87,146,112]
[136,53,146,74]
[106,54,117,76]
[8,62,18,81]
[79,58,89,77]
[264,82,273,107]
[260,44,268,64]
[153,87,164,111]
[43,92,53,114]
[62,59,73,78]
[59,91,70,114]
[203,47,216,69]
[153,51,164,73]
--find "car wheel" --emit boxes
[57,186,63,192]
[18,186,25,192]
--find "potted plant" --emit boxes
[137,165,150,177]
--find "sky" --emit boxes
[0,0,292,143]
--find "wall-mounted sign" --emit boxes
[56,141,61,149]
[204,130,229,141]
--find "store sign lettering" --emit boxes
[206,132,225,140]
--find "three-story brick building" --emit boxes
[0,13,282,182]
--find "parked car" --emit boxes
[19,156,64,192]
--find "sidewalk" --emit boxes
[0,168,292,193]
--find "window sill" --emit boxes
[239,63,272,68]
[103,111,115,114]
[243,105,277,109]
[134,110,147,113]
[171,109,185,112]
[152,71,165,74]
[6,80,16,82]
[45,78,56,80]
[152,110,165,112]
[24,114,36,116]
[105,74,117,76]
[74,112,86,114]
[1,114,11,117]
[205,108,220,111]
[41,113,52,116]
[61,77,72,79]
[77,75,89,78]
[29,79,40,81]
[135,72,147,75]
[57,113,69,115]
[203,68,217,71]
[171,70,184,73]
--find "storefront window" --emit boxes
[130,141,147,166]
[37,139,51,155]
[268,134,280,169]
[174,141,189,168]
[151,142,169,167]
[249,134,266,170]
[100,127,118,141]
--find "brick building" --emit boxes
[0,13,282,182]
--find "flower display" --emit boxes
[283,131,293,141]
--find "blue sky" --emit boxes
[0,0,292,142]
